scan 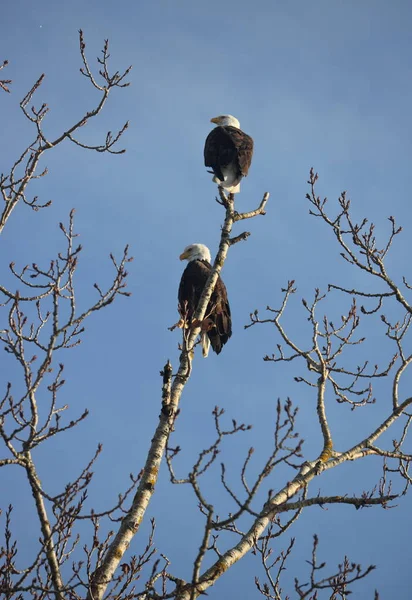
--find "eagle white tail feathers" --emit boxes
[212,176,241,194]
[228,182,240,194]
[201,332,211,358]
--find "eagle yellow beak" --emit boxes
[210,117,220,124]
[179,250,190,260]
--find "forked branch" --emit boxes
[0,59,11,93]
[88,188,270,600]
[0,31,131,234]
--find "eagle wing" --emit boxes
[178,260,232,355]
[178,260,209,322]
[204,126,254,181]
[208,275,232,354]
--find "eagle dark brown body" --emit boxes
[178,259,232,355]
[204,125,254,190]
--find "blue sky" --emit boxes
[2,0,412,597]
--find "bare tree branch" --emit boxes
[0,31,131,233]
[88,189,270,600]
[0,59,11,93]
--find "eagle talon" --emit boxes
[168,318,186,331]
[201,317,214,332]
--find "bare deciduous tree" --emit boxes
[1,34,411,600]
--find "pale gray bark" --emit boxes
[88,190,269,600]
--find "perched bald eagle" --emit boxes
[204,115,254,194]
[178,243,232,357]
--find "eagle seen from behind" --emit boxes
[178,243,232,357]
[204,115,254,194]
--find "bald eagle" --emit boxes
[204,115,254,194]
[178,243,232,357]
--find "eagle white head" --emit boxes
[210,114,240,129]
[179,243,211,263]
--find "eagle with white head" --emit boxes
[204,115,254,194]
[178,243,232,357]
